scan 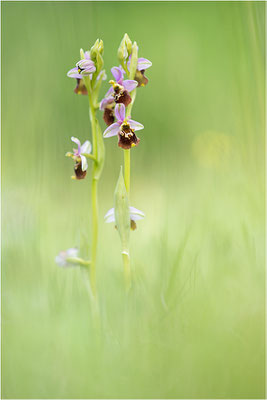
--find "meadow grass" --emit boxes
[2,1,265,398]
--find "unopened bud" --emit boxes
[129,41,138,80]
[98,39,104,54]
[117,35,128,65]
[90,38,100,60]
[124,33,132,55]
[80,48,85,59]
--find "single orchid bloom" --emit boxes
[104,206,145,230]
[104,66,138,107]
[66,137,92,180]
[127,55,152,87]
[67,51,96,95]
[55,248,79,267]
[67,51,96,78]
[55,248,90,267]
[103,104,144,149]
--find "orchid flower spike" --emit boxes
[104,206,145,231]
[67,51,96,95]
[103,104,144,149]
[127,55,152,87]
[66,137,92,180]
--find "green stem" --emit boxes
[126,89,136,118]
[83,153,96,162]
[124,149,131,195]
[123,147,131,290]
[122,251,131,292]
[90,176,98,298]
[121,86,137,292]
[85,77,99,299]
[89,98,98,160]
[65,257,91,266]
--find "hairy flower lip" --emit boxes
[103,104,143,149]
[134,70,149,87]
[103,108,115,126]
[74,161,87,180]
[74,78,88,95]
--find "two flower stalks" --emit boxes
[56,34,152,296]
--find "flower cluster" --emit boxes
[100,41,152,130]
[100,67,137,126]
[67,39,105,96]
[66,39,105,181]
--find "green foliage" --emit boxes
[2,1,265,399]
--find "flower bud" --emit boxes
[96,52,104,73]
[98,39,104,54]
[117,35,128,65]
[80,48,85,59]
[90,38,100,60]
[129,41,138,80]
[124,33,132,55]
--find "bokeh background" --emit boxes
[2,1,265,399]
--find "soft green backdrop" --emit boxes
[2,1,265,399]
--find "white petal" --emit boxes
[80,140,92,154]
[103,123,120,138]
[81,155,88,171]
[104,207,115,223]
[129,206,145,221]
[66,248,79,258]
[128,119,144,131]
[55,254,66,267]
[71,136,81,147]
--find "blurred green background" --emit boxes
[2,1,265,399]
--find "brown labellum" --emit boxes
[74,79,88,95]
[74,161,87,180]
[103,108,115,126]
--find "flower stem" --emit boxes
[122,251,131,292]
[124,149,131,195]
[121,89,137,292]
[90,175,98,297]
[87,80,99,299]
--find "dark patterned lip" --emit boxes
[74,161,87,180]
[118,123,140,149]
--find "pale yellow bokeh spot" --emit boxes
[192,131,232,168]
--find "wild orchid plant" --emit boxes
[55,34,151,295]
[101,34,152,290]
